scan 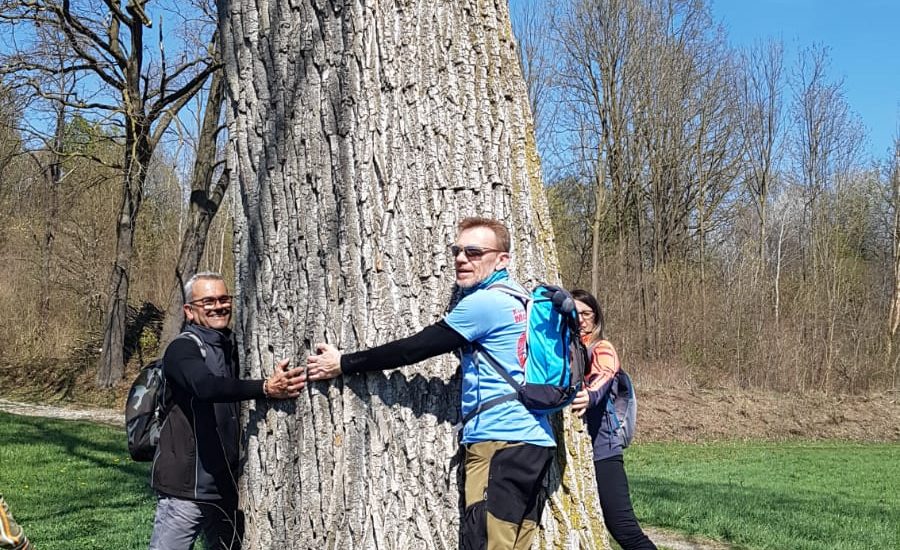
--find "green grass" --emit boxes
[2,411,898,550]
[626,440,900,550]
[0,411,155,549]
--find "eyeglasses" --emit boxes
[188,295,233,309]
[449,245,503,259]
[577,310,595,320]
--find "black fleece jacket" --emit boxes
[150,324,264,502]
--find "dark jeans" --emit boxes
[594,455,657,550]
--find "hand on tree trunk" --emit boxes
[306,343,343,381]
[264,358,306,399]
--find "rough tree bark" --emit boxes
[219,0,604,547]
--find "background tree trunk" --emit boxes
[220,0,604,547]
[96,130,151,386]
[159,70,228,349]
[886,137,900,383]
[39,101,66,333]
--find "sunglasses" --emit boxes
[449,245,503,259]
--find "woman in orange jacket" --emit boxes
[569,289,656,550]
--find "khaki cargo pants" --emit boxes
[461,441,554,550]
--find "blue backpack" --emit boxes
[462,283,588,424]
[607,368,637,447]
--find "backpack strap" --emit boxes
[177,331,207,359]
[460,283,529,426]
[460,344,522,426]
[472,343,522,390]
[486,282,531,305]
[157,332,206,415]
[461,393,518,425]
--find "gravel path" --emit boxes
[0,398,123,427]
[644,527,733,550]
[0,398,732,549]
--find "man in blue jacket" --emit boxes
[308,217,555,550]
[149,272,306,550]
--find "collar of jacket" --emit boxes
[460,268,510,298]
[185,323,232,347]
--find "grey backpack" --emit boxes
[125,332,205,461]
[606,369,637,447]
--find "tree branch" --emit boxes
[57,0,130,69]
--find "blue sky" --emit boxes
[710,0,899,161]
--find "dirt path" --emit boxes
[644,528,733,550]
[0,398,123,426]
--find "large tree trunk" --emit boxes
[159,70,228,349]
[220,0,604,547]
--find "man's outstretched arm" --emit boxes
[307,320,468,380]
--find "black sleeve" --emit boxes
[163,338,265,402]
[340,320,469,375]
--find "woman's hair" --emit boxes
[571,288,606,343]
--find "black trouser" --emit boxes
[594,455,657,550]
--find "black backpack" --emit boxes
[125,332,205,461]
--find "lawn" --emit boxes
[2,411,898,549]
[0,411,155,549]
[626,440,900,550]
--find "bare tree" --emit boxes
[886,137,900,379]
[157,68,227,348]
[220,0,603,547]
[0,0,219,386]
[511,0,558,165]
[553,0,740,353]
[791,45,865,204]
[634,3,739,268]
[790,44,865,390]
[553,0,649,341]
[0,85,24,253]
[737,39,785,271]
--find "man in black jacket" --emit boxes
[148,272,306,550]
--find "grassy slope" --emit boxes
[627,441,900,549]
[0,411,154,550]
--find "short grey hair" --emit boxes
[184,271,226,303]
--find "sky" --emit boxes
[709,0,900,161]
